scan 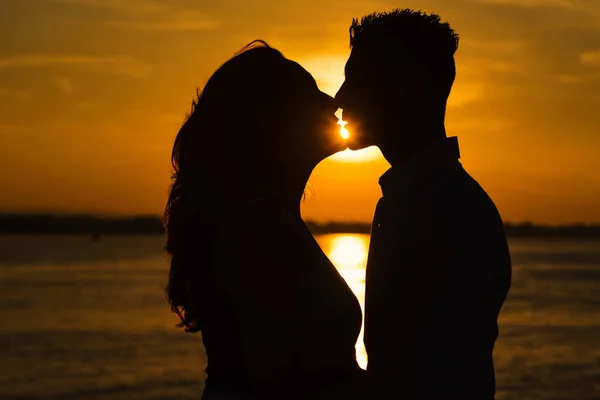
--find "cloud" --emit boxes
[51,76,73,95]
[0,55,152,77]
[50,0,219,31]
[472,0,600,12]
[0,87,29,100]
[0,124,34,137]
[51,0,166,14]
[73,102,100,112]
[448,81,486,108]
[449,118,516,132]
[459,38,527,57]
[106,19,219,32]
[581,49,600,66]
[475,0,576,8]
[521,26,600,84]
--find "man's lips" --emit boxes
[340,109,358,125]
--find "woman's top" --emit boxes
[200,198,364,399]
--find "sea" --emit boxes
[0,234,599,400]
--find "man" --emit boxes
[336,9,512,399]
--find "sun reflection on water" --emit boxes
[316,233,370,369]
[329,235,368,270]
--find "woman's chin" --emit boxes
[318,144,346,161]
[333,139,352,154]
[345,142,364,151]
[320,135,348,156]
[343,136,370,151]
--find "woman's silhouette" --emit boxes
[164,41,365,399]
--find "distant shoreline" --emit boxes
[1,214,600,238]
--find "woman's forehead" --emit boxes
[285,59,317,85]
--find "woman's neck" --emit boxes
[249,162,315,219]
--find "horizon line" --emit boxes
[1,212,599,228]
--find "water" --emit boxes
[0,234,599,399]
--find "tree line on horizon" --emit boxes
[1,213,600,238]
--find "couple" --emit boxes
[164,9,512,400]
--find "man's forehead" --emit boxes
[345,46,397,75]
[345,47,375,71]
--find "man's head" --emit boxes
[336,9,459,153]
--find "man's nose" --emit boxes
[319,91,337,111]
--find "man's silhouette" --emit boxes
[336,9,512,399]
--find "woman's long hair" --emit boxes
[164,41,288,333]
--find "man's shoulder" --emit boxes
[379,165,502,226]
[436,165,494,204]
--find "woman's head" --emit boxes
[165,41,339,332]
[173,41,339,192]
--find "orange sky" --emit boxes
[1,0,599,224]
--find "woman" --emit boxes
[164,41,365,399]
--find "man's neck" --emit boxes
[381,123,447,168]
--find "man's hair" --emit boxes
[349,9,459,93]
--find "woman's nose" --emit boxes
[334,82,346,104]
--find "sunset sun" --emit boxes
[338,117,350,140]
[330,110,382,163]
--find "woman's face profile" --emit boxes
[280,61,344,157]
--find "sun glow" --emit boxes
[329,147,383,163]
[338,118,350,140]
[329,109,383,162]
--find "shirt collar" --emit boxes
[379,136,461,196]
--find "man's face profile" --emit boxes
[337,46,417,150]
[336,47,387,150]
